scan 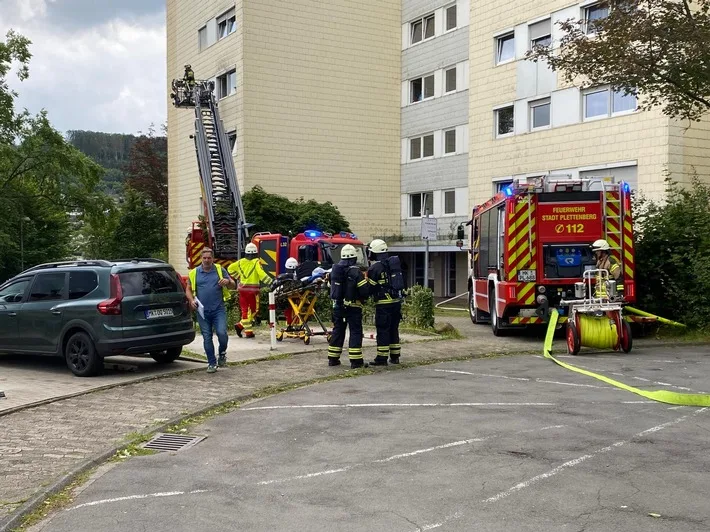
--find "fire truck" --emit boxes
[467,175,636,335]
[171,78,367,276]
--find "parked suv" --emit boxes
[0,259,196,376]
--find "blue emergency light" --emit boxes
[503,185,514,197]
[623,182,630,193]
[305,230,322,238]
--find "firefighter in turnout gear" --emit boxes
[227,243,270,338]
[367,239,405,366]
[327,245,369,368]
[592,239,621,281]
[183,64,195,89]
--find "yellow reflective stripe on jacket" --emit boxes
[188,264,231,302]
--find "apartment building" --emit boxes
[391,0,471,297]
[166,0,401,273]
[469,0,710,207]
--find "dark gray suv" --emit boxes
[0,259,195,376]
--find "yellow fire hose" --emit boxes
[544,309,710,407]
[624,306,686,328]
[576,314,619,349]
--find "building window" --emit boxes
[445,67,457,93]
[445,4,457,31]
[584,2,609,34]
[410,134,435,160]
[444,129,456,154]
[530,98,551,130]
[217,69,236,99]
[198,26,208,51]
[584,86,637,120]
[529,18,551,48]
[227,131,237,152]
[495,106,514,137]
[410,74,435,103]
[496,33,515,64]
[444,189,456,215]
[410,192,434,217]
[411,13,435,45]
[218,9,236,39]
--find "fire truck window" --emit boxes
[497,207,505,270]
[488,209,498,269]
[477,210,490,277]
[298,245,318,264]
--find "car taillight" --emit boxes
[98,273,123,315]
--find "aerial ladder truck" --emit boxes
[171,74,249,267]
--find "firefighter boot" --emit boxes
[328,358,342,367]
[234,323,243,338]
[244,330,255,339]
[328,346,342,366]
[371,347,389,366]
[350,359,368,369]
[389,344,401,364]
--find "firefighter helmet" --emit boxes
[341,244,357,260]
[185,64,191,69]
[245,243,258,255]
[591,239,610,252]
[285,257,298,270]
[369,239,388,254]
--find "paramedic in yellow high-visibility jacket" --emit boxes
[227,243,271,338]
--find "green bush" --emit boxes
[402,284,435,329]
[634,177,710,329]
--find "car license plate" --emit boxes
[145,308,174,319]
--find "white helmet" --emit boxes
[369,239,388,254]
[341,244,357,260]
[591,239,610,252]
[285,257,298,270]
[245,242,258,255]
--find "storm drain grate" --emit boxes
[141,433,206,453]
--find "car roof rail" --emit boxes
[21,260,113,273]
[112,258,167,264]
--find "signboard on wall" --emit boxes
[538,202,603,242]
[421,217,437,240]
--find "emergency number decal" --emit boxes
[538,202,602,241]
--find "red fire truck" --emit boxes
[467,175,636,335]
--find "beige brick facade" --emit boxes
[468,0,710,206]
[167,0,401,273]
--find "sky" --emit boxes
[1,0,167,135]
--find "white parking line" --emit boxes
[68,489,209,511]
[431,369,610,389]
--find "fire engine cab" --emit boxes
[468,175,636,335]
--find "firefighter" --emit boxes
[327,244,369,368]
[183,64,195,88]
[227,243,270,338]
[281,257,299,327]
[367,239,405,366]
[592,239,621,281]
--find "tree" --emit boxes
[527,1,710,121]
[124,126,168,212]
[0,30,103,279]
[111,187,167,259]
[241,186,350,236]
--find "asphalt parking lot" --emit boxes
[33,345,710,532]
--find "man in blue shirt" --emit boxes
[186,248,236,373]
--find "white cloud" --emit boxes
[1,4,166,134]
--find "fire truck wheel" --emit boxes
[620,320,633,353]
[469,291,488,324]
[566,321,581,356]
[488,292,506,337]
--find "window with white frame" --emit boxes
[584,2,609,34]
[494,179,513,194]
[227,131,237,151]
[529,18,551,48]
[496,32,515,64]
[444,129,456,154]
[584,86,637,119]
[443,189,456,215]
[495,106,514,137]
[410,192,434,217]
[198,26,208,50]
[410,134,434,160]
[218,9,236,39]
[530,98,551,130]
[444,67,457,93]
[217,69,237,99]
[445,4,457,31]
[410,74,435,103]
[411,13,435,44]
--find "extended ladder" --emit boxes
[171,78,249,259]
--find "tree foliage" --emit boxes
[0,30,103,280]
[124,127,168,212]
[242,185,350,236]
[634,178,710,328]
[527,0,710,121]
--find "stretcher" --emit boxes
[271,276,330,345]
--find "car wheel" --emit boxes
[65,331,102,377]
[150,347,182,364]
